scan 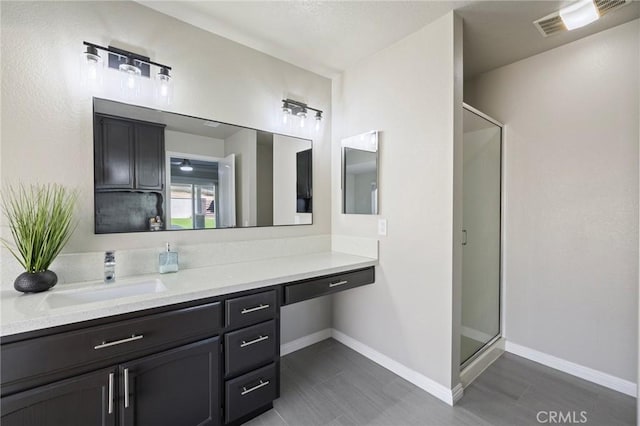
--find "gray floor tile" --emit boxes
[247,339,636,426]
[243,408,289,426]
[274,364,345,426]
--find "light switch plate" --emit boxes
[378,219,387,236]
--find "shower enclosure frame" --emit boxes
[460,103,506,370]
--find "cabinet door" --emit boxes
[120,337,220,426]
[134,123,165,190]
[296,149,312,213]
[1,367,116,426]
[95,116,135,189]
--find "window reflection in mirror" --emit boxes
[342,131,379,215]
[93,98,311,233]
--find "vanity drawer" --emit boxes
[284,267,375,305]
[1,302,221,393]
[225,362,277,424]
[225,290,277,329]
[225,320,276,378]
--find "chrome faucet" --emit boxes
[104,250,116,283]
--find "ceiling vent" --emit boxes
[533,0,632,37]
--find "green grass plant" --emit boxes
[1,183,78,273]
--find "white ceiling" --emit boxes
[138,0,639,79]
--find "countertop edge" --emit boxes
[1,253,377,338]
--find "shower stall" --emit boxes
[460,103,503,368]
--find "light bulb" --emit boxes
[297,109,307,128]
[80,46,103,89]
[156,68,172,104]
[119,60,141,100]
[282,107,292,124]
[314,111,322,132]
[560,0,599,30]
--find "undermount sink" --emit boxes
[40,279,167,310]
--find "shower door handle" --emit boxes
[462,229,467,246]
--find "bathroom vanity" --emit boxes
[0,253,375,425]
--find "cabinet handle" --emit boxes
[241,304,270,314]
[94,334,143,350]
[241,379,270,396]
[108,372,114,414]
[462,229,468,246]
[124,368,130,408]
[240,335,269,348]
[329,280,348,288]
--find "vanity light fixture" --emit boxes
[179,159,193,172]
[81,41,173,103]
[81,44,104,86]
[281,99,323,132]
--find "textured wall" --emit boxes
[331,13,463,390]
[1,1,333,343]
[466,20,639,382]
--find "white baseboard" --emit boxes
[280,328,332,356]
[331,329,461,406]
[505,341,638,397]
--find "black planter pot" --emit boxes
[14,270,58,293]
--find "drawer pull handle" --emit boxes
[94,334,144,350]
[241,304,270,314]
[108,372,114,414]
[240,335,269,348]
[241,379,270,395]
[124,368,130,408]
[329,280,348,288]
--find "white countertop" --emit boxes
[0,251,376,338]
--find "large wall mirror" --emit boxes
[93,98,312,233]
[342,131,379,215]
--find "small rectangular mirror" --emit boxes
[342,131,379,215]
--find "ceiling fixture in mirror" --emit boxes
[93,98,313,234]
[281,99,323,133]
[81,41,173,105]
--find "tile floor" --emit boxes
[245,338,636,426]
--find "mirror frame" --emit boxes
[93,97,314,233]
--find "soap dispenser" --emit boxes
[159,243,179,274]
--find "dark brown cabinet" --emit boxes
[296,149,312,213]
[95,117,135,190]
[1,338,221,426]
[0,267,374,426]
[120,338,220,426]
[1,367,116,426]
[134,124,165,190]
[94,115,165,191]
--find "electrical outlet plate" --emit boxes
[378,219,387,236]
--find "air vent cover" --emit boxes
[533,0,632,37]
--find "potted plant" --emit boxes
[1,183,78,293]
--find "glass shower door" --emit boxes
[461,106,502,366]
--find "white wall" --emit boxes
[165,130,225,158]
[331,12,463,391]
[0,0,332,344]
[225,128,257,227]
[273,134,312,225]
[466,19,639,383]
